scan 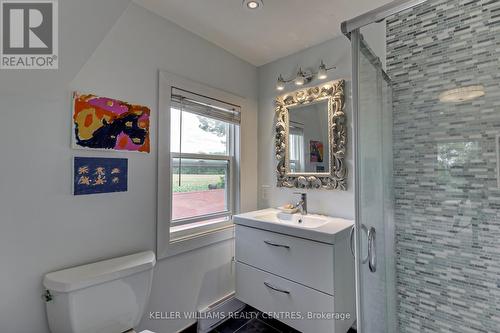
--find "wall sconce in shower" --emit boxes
[439,85,485,103]
[276,60,335,91]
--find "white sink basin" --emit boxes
[234,208,354,244]
[254,212,328,229]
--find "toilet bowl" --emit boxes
[43,251,156,333]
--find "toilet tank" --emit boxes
[43,251,156,333]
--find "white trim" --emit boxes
[171,219,232,239]
[172,212,231,227]
[197,293,246,333]
[166,225,235,258]
[157,70,244,260]
[171,153,232,161]
[173,323,197,333]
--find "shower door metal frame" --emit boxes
[346,2,432,332]
[351,30,364,332]
[341,0,429,35]
[351,29,397,333]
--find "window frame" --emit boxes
[170,154,234,228]
[289,126,305,173]
[158,71,242,259]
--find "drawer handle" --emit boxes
[264,282,290,294]
[264,240,290,249]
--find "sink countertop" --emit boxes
[233,208,354,244]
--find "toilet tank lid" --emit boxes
[43,251,156,293]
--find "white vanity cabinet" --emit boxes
[235,224,355,333]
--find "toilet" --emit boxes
[43,251,156,333]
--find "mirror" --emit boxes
[288,100,330,173]
[275,80,347,190]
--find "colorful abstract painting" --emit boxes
[72,92,150,153]
[74,157,128,195]
[310,140,324,163]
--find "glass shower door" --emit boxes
[347,1,500,332]
[351,29,397,333]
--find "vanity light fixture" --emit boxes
[243,0,263,10]
[276,75,286,91]
[439,85,485,103]
[294,68,307,86]
[275,60,336,91]
[317,61,328,80]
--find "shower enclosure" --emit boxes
[343,0,500,332]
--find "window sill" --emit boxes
[157,224,234,260]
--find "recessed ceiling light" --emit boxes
[243,0,263,10]
[439,85,485,103]
[247,1,259,9]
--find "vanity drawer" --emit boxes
[236,262,335,333]
[235,225,334,295]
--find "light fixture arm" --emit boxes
[319,59,336,72]
[321,65,337,72]
[278,74,298,84]
[311,67,336,76]
[276,60,336,91]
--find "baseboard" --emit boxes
[197,293,246,333]
[175,322,197,333]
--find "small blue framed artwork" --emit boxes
[74,157,128,195]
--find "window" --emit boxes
[289,125,304,173]
[169,87,240,240]
[158,72,243,258]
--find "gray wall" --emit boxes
[257,36,355,219]
[0,3,258,333]
[387,0,500,331]
[256,25,387,219]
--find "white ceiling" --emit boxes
[133,0,394,66]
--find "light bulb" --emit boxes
[247,1,259,8]
[317,61,328,80]
[294,69,306,86]
[294,76,305,86]
[276,75,285,91]
[243,0,263,10]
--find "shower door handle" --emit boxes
[368,227,376,273]
[350,224,369,264]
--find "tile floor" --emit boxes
[180,306,357,333]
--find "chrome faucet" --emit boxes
[294,192,307,215]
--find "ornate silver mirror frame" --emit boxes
[275,79,347,190]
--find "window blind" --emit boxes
[171,87,241,125]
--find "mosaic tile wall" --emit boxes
[386,0,500,332]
